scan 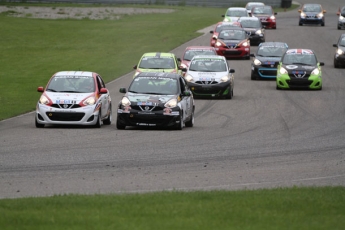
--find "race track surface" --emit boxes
[1,0,344,198]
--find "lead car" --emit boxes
[116,72,195,130]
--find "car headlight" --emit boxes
[337,48,344,55]
[121,97,131,107]
[83,96,96,106]
[311,68,320,75]
[220,75,230,82]
[215,41,222,47]
[242,41,249,47]
[270,15,275,20]
[180,63,187,69]
[164,98,177,108]
[253,58,262,66]
[279,67,288,75]
[39,95,50,105]
[300,12,306,18]
[184,74,194,82]
[255,29,262,35]
[134,71,140,77]
[340,15,345,20]
[317,13,323,19]
[224,18,230,22]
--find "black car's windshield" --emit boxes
[183,50,216,61]
[303,4,321,12]
[46,76,95,93]
[282,54,317,65]
[240,19,261,28]
[189,58,227,72]
[339,37,345,46]
[219,30,246,40]
[139,57,176,69]
[257,46,287,57]
[129,77,178,95]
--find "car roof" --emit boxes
[141,52,175,58]
[54,71,94,77]
[285,49,315,55]
[135,72,181,79]
[259,42,288,48]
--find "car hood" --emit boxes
[282,64,317,74]
[138,68,175,73]
[257,56,281,63]
[45,92,94,103]
[221,39,243,46]
[304,12,320,16]
[187,70,228,81]
[126,92,176,105]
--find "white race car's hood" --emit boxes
[45,92,94,104]
[187,71,228,81]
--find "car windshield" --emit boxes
[227,10,247,17]
[240,20,261,28]
[219,30,246,40]
[216,24,240,32]
[139,57,176,69]
[183,50,216,61]
[340,37,345,47]
[128,77,178,95]
[282,54,317,65]
[189,58,227,72]
[257,46,287,57]
[303,5,321,12]
[252,7,272,15]
[46,76,95,93]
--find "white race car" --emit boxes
[35,71,112,128]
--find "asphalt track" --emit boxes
[1,0,345,199]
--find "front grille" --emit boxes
[259,69,277,76]
[289,73,310,79]
[195,81,219,85]
[46,112,85,121]
[51,104,81,109]
[287,78,312,87]
[223,50,242,55]
[306,15,317,19]
[193,88,221,94]
[262,62,278,68]
[131,105,162,112]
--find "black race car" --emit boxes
[333,33,345,68]
[116,72,195,130]
[250,42,288,80]
[238,16,265,45]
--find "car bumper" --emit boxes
[117,107,181,127]
[299,18,323,25]
[215,47,250,58]
[252,65,277,79]
[249,35,265,44]
[187,81,232,98]
[338,20,345,29]
[276,75,322,90]
[35,103,100,126]
[334,54,345,66]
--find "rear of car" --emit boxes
[184,55,235,99]
[298,4,326,26]
[333,33,345,68]
[250,42,288,80]
[133,52,182,78]
[35,71,112,128]
[251,5,277,29]
[276,49,324,90]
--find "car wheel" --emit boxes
[103,104,112,125]
[299,22,302,26]
[116,119,126,130]
[251,72,256,80]
[175,112,184,130]
[35,117,45,128]
[225,86,232,99]
[276,85,281,90]
[321,22,325,26]
[94,110,102,128]
[338,26,341,30]
[334,59,339,68]
[185,109,194,127]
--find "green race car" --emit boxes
[276,49,324,90]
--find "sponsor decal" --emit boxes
[302,66,314,70]
[137,102,153,106]
[136,123,156,126]
[286,65,298,69]
[163,108,172,115]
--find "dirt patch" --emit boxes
[0,6,174,20]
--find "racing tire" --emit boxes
[299,22,302,26]
[185,109,194,128]
[116,119,126,130]
[103,105,112,125]
[251,73,256,80]
[94,111,102,128]
[225,87,233,99]
[334,59,339,68]
[175,112,184,130]
[338,26,341,30]
[35,117,45,128]
[321,23,325,26]
[276,85,281,90]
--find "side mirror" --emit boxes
[323,10,326,13]
[298,9,302,13]
[133,65,137,69]
[100,88,108,94]
[181,67,187,72]
[212,37,217,40]
[119,88,127,93]
[37,86,44,92]
[221,15,225,18]
[274,12,277,15]
[229,69,235,73]
[210,31,214,34]
[250,53,255,57]
[319,62,325,66]
[183,91,191,97]
[177,58,181,62]
[333,44,338,47]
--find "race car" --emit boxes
[116,72,194,130]
[222,7,249,22]
[209,21,242,47]
[213,28,250,59]
[35,71,112,128]
[250,42,288,80]
[184,55,235,99]
[298,3,326,26]
[245,2,265,16]
[238,16,265,45]
[180,46,217,76]
[333,33,345,68]
[276,49,324,90]
[133,52,182,78]
[251,5,277,29]
[337,6,345,30]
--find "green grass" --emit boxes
[0,187,344,230]
[0,3,299,121]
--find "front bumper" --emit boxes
[215,47,250,59]
[276,74,322,90]
[338,20,345,29]
[117,107,181,127]
[299,17,324,25]
[252,65,277,79]
[261,20,276,29]
[334,54,345,66]
[35,103,100,126]
[249,35,265,44]
[187,81,232,98]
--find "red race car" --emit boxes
[180,46,217,75]
[251,5,277,29]
[209,21,242,47]
[213,28,250,59]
